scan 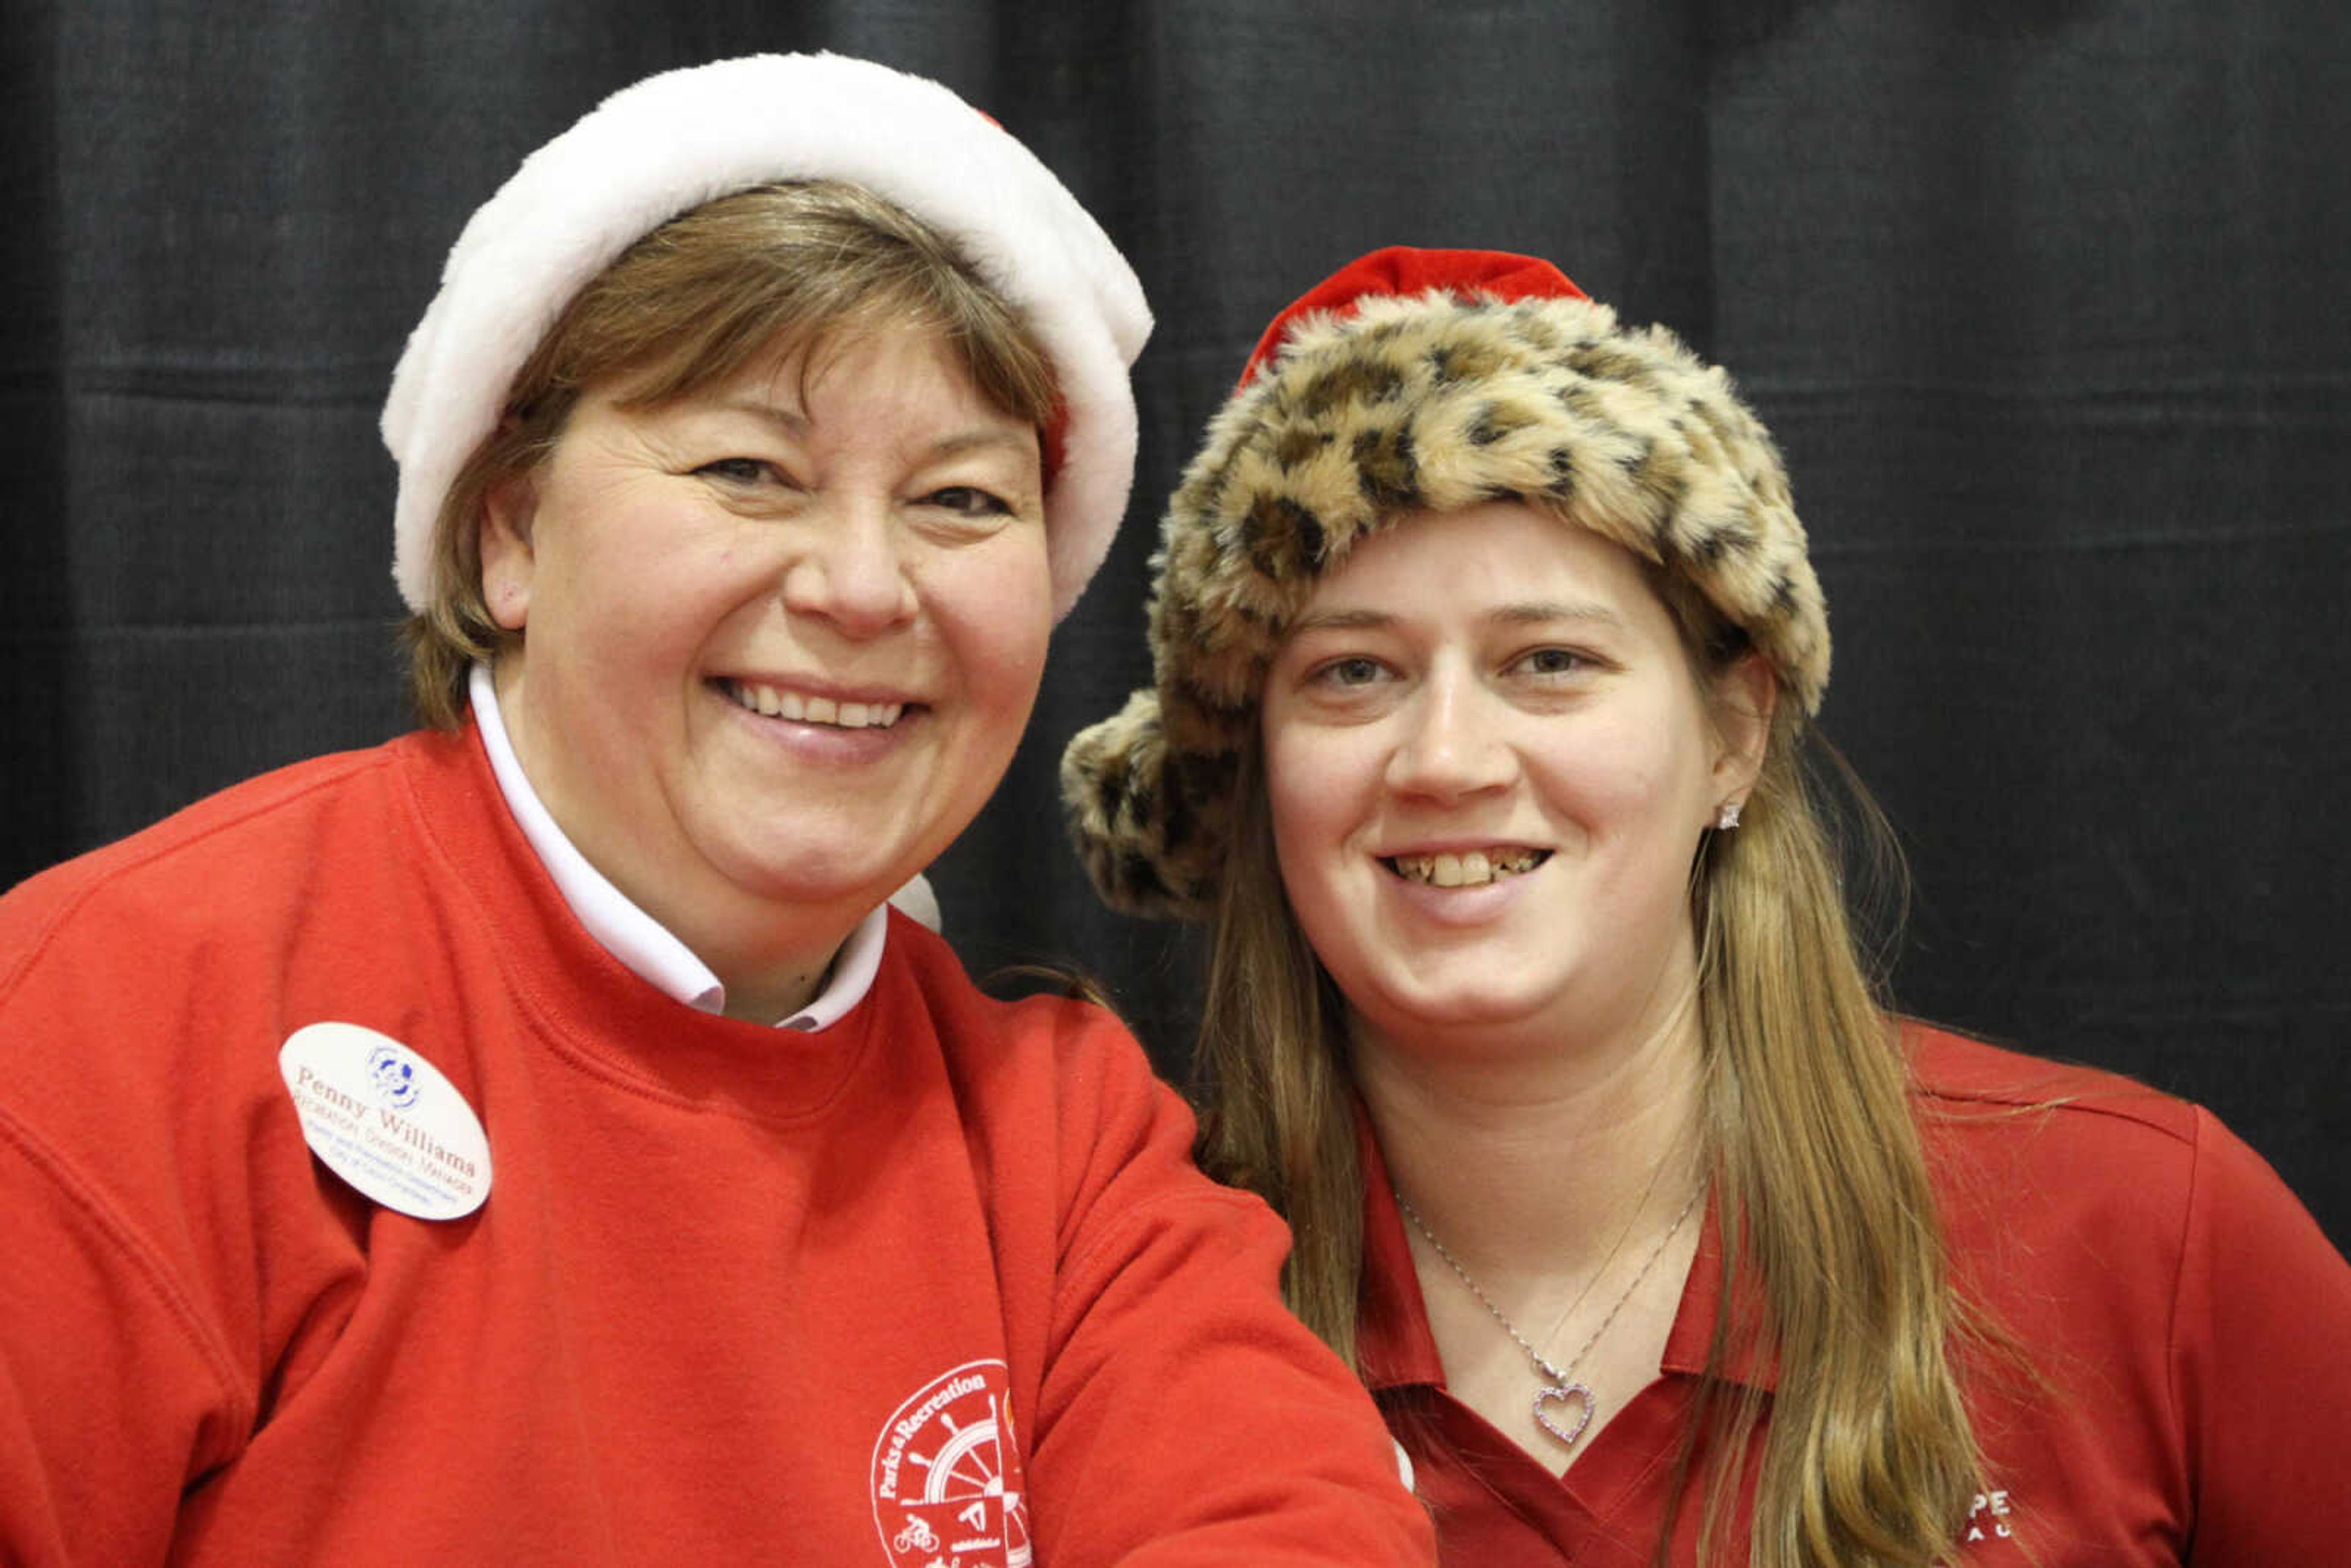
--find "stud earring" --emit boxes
[1715,800,1742,831]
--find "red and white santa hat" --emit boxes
[381,52,1152,620]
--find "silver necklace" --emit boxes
[1527,1133,1676,1347]
[1394,1176,1706,1449]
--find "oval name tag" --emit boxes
[278,1022,492,1220]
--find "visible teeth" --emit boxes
[726,681,904,730]
[1389,848,1545,887]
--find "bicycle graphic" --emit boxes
[908,1393,1030,1568]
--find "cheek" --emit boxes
[538,509,682,617]
[940,548,1054,706]
[989,583,1054,683]
[1260,727,1368,888]
[586,527,793,665]
[1258,719,1318,844]
[1543,705,1714,826]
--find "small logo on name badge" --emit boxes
[367,1043,421,1109]
[279,1022,492,1221]
[869,1359,1031,1568]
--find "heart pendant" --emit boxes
[1533,1381,1595,1447]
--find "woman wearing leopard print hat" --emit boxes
[1063,245,2351,1566]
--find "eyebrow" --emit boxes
[1494,600,1629,631]
[1288,599,1630,636]
[704,397,1035,462]
[710,396,812,434]
[927,429,1040,462]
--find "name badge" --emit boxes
[278,1022,492,1220]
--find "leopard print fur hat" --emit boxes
[1060,246,1828,920]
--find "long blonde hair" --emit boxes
[1193,582,1983,1567]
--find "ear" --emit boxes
[478,470,541,632]
[1707,651,1779,805]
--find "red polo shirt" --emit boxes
[1356,1024,2351,1565]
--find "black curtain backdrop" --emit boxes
[4,2,2345,1245]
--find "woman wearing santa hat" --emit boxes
[0,58,1431,1567]
[1063,245,2351,1565]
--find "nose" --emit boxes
[779,503,917,638]
[1384,664,1516,801]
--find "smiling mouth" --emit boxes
[719,678,906,730]
[1382,849,1550,888]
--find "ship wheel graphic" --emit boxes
[910,1391,1032,1568]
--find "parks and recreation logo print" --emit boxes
[869,1359,1031,1568]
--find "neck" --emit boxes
[601,856,855,1024]
[1355,987,1707,1284]
[716,950,836,1022]
[488,658,860,1022]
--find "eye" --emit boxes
[922,485,1014,520]
[1514,646,1591,678]
[694,457,779,486]
[1311,655,1389,689]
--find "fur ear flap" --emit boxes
[1060,689,1229,920]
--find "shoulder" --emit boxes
[1901,1019,2214,1225]
[0,735,437,1217]
[1,733,451,980]
[1903,1019,2331,1299]
[878,915,1161,1087]
[873,917,1227,1226]
[1903,1032,2351,1555]
[1905,1021,2202,1277]
[0,730,471,1098]
[1902,1019,2197,1141]
[1904,1020,2202,1212]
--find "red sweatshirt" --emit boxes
[1360,1025,2351,1564]
[0,726,1434,1567]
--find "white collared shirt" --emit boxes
[468,663,888,1029]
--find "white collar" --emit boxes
[468,663,887,1029]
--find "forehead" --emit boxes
[1297,500,1665,620]
[614,315,955,408]
[606,324,1039,456]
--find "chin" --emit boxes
[1359,975,1557,1041]
[714,840,922,914]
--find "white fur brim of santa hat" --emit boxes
[381,51,1152,621]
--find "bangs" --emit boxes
[530,181,1060,430]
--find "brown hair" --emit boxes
[401,179,1061,727]
[1193,561,1987,1567]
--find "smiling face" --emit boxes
[1259,500,1768,1064]
[479,326,1052,1014]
